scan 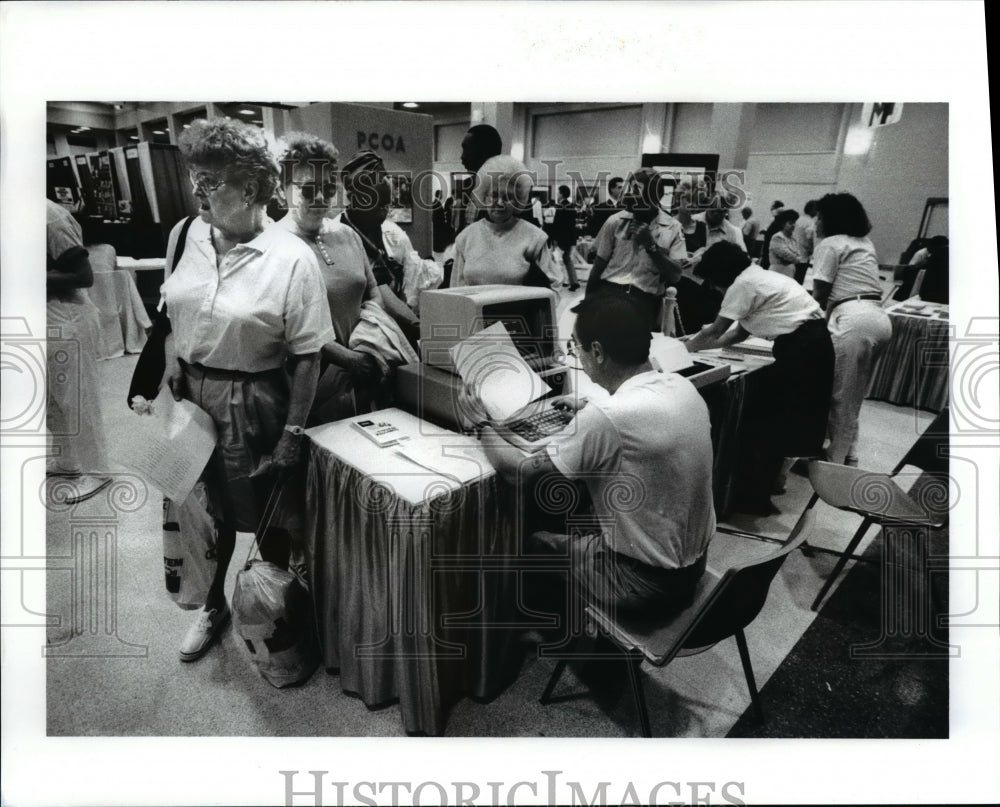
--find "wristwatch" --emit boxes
[283,424,306,436]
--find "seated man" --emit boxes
[481,293,716,616]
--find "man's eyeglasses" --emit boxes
[189,171,229,196]
[566,336,580,358]
[292,181,339,203]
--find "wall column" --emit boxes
[708,103,756,174]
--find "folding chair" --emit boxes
[539,513,814,737]
[796,407,949,611]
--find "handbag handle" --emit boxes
[242,478,286,568]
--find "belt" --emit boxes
[829,293,881,312]
[601,280,658,300]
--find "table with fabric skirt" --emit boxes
[302,409,521,735]
[88,269,151,359]
[867,301,949,412]
[693,349,778,518]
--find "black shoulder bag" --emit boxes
[126,216,195,407]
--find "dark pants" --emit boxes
[591,280,661,331]
[733,319,834,511]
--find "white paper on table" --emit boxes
[448,321,551,422]
[648,333,694,372]
[393,437,490,485]
[114,387,218,502]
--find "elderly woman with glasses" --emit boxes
[273,132,385,421]
[451,156,560,288]
[159,118,334,662]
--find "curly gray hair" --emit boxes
[178,118,280,205]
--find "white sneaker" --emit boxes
[62,474,112,504]
[179,603,230,662]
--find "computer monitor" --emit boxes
[419,285,561,373]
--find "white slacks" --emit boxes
[826,300,893,463]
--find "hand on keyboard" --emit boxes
[550,393,588,414]
[507,407,574,443]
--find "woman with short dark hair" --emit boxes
[273,132,383,422]
[686,241,835,514]
[811,192,892,466]
[768,209,803,278]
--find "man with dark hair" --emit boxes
[481,292,716,615]
[585,167,686,329]
[704,206,748,252]
[587,176,625,237]
[759,200,786,269]
[552,184,581,290]
[792,199,818,282]
[741,206,761,258]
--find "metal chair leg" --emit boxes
[539,633,582,705]
[734,628,763,724]
[624,652,651,737]
[811,516,874,611]
[540,659,569,705]
[799,493,820,557]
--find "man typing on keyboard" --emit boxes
[479,293,716,615]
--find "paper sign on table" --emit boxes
[448,321,551,422]
[114,387,217,502]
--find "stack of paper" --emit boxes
[448,321,551,421]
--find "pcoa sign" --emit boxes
[357,131,406,153]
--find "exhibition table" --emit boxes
[867,300,949,412]
[88,269,151,359]
[302,409,521,735]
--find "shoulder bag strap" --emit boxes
[172,215,196,272]
[342,212,387,260]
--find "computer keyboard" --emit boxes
[506,407,573,443]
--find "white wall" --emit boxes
[670,104,714,152]
[836,102,948,262]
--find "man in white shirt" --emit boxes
[481,293,716,615]
[586,167,687,329]
[704,207,748,252]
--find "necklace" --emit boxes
[292,218,335,265]
[313,233,336,266]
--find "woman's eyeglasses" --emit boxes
[189,171,229,196]
[293,181,339,203]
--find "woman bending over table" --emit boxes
[685,242,834,515]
